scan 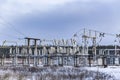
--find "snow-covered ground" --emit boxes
[85,66,120,80]
[0,66,119,80]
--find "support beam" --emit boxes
[25,37,40,67]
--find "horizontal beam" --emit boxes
[24,37,40,40]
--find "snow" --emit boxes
[85,66,120,80]
[0,66,118,80]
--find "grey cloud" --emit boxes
[1,0,120,44]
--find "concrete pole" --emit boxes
[114,40,119,65]
[15,46,18,66]
[93,37,97,65]
[12,47,17,66]
[9,47,12,65]
[1,54,4,66]
[12,48,15,66]
[82,28,88,66]
[34,39,38,67]
[27,38,30,66]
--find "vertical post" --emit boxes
[15,46,18,66]
[62,55,63,66]
[88,54,91,67]
[34,39,37,67]
[27,38,30,66]
[76,55,77,67]
[92,37,96,65]
[13,47,16,66]
[92,31,97,66]
[67,56,68,66]
[9,47,12,66]
[115,41,117,55]
[1,54,4,66]
[1,56,2,66]
[12,47,15,66]
[58,56,60,66]
[74,55,75,67]
[82,28,88,66]
[114,40,119,65]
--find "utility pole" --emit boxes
[27,38,30,66]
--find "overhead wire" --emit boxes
[84,28,116,37]
[0,16,27,37]
[0,23,25,41]
[72,28,118,46]
[0,16,27,46]
[0,32,18,39]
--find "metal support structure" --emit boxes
[25,37,40,67]
[1,28,120,67]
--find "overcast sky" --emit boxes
[0,0,120,45]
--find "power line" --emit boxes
[73,28,84,37]
[0,32,18,39]
[0,23,24,39]
[0,16,27,37]
[84,28,116,37]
